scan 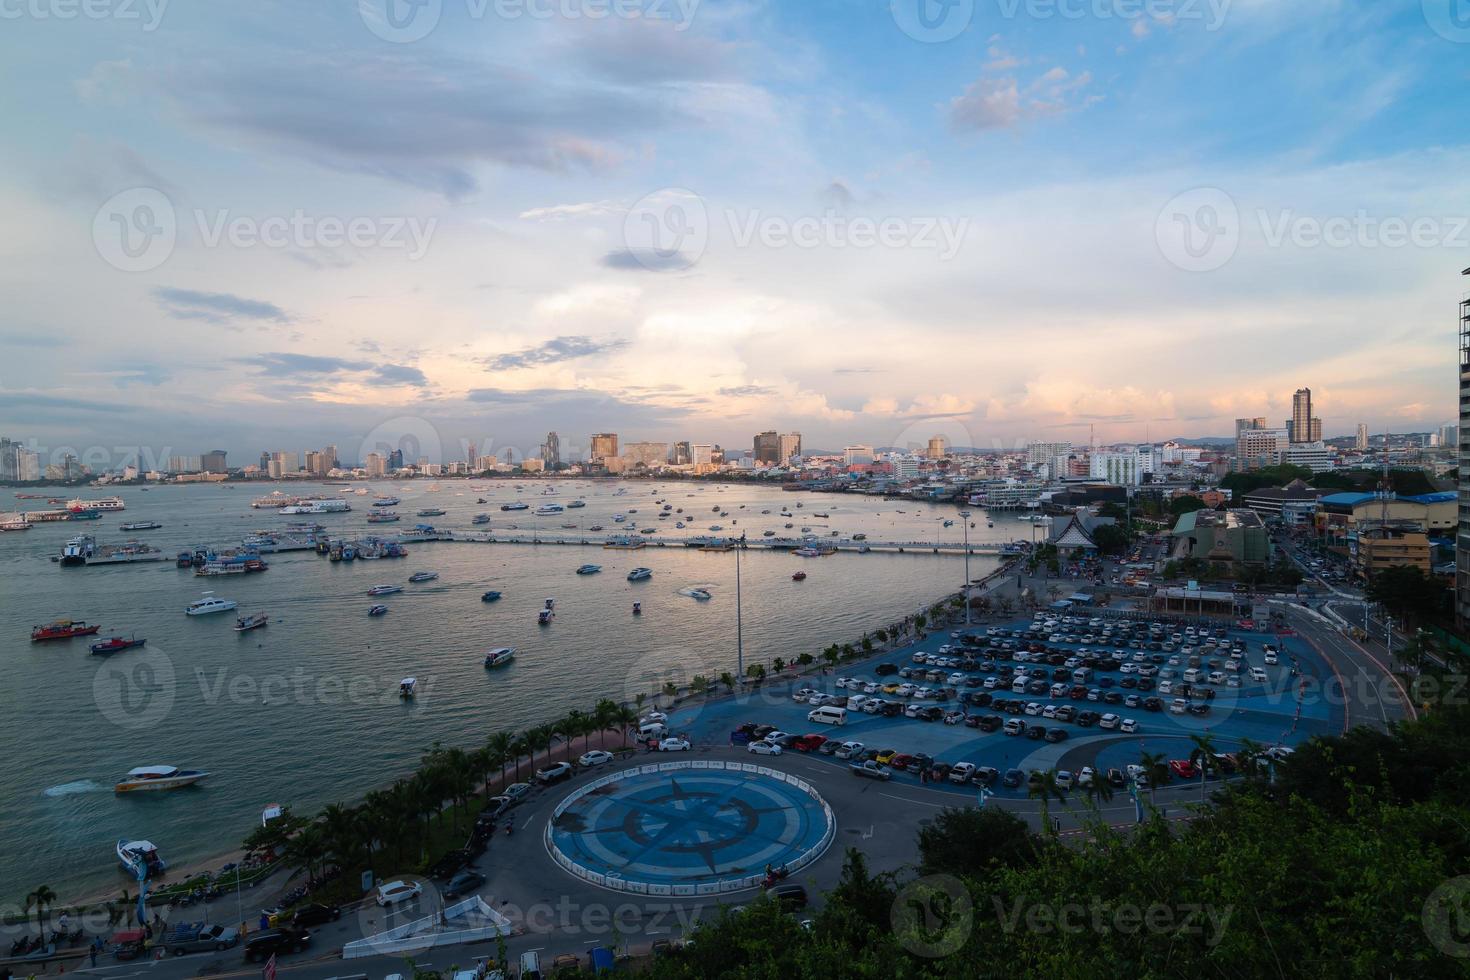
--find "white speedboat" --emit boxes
[483,647,516,669]
[399,678,417,699]
[535,503,564,516]
[682,588,713,601]
[117,839,165,878]
[408,571,439,583]
[185,593,237,616]
[576,564,602,575]
[114,766,209,793]
[367,584,404,596]
[261,803,283,827]
[627,567,653,581]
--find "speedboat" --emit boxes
[501,502,529,511]
[576,564,602,575]
[472,514,491,525]
[233,613,268,632]
[627,567,653,581]
[683,588,713,600]
[117,839,165,878]
[30,619,100,641]
[853,533,867,541]
[90,635,146,655]
[408,571,439,583]
[261,803,283,827]
[588,525,605,532]
[763,530,776,537]
[632,602,642,615]
[481,590,503,602]
[368,604,389,617]
[536,504,565,516]
[367,584,403,596]
[114,766,209,793]
[399,678,417,699]
[483,647,516,668]
[417,508,446,517]
[792,571,807,581]
[544,597,556,611]
[537,609,554,626]
[185,594,237,616]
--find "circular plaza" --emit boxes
[546,761,834,895]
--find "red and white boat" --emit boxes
[31,620,101,642]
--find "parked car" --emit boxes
[163,923,240,956]
[748,740,783,756]
[443,869,487,900]
[536,761,574,784]
[834,741,864,759]
[1002,768,1024,788]
[243,929,310,963]
[288,904,341,929]
[375,880,422,907]
[657,737,692,752]
[579,750,614,767]
[850,760,893,780]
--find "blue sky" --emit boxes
[1,0,1467,464]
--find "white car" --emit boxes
[579,750,614,767]
[834,740,864,759]
[640,711,668,725]
[1077,766,1096,787]
[1024,702,1044,716]
[983,676,1001,689]
[1249,666,1268,682]
[846,695,871,711]
[748,740,782,756]
[1042,704,1059,719]
[897,683,916,697]
[1055,770,1075,791]
[862,700,885,714]
[792,688,819,702]
[1120,718,1138,734]
[948,672,967,686]
[809,693,836,706]
[949,762,977,783]
[1264,651,1279,665]
[535,762,573,783]
[503,782,532,801]
[1170,698,1188,715]
[1099,713,1120,730]
[862,681,881,694]
[375,880,422,907]
[835,677,855,689]
[657,737,691,752]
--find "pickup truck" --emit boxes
[162,922,240,955]
[849,760,893,781]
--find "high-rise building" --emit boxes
[364,453,387,478]
[1027,442,1070,468]
[266,451,298,479]
[542,432,560,468]
[753,430,781,465]
[322,445,338,470]
[1291,388,1313,443]
[691,444,714,466]
[201,450,228,473]
[305,451,328,476]
[1235,422,1287,470]
[779,432,802,464]
[1309,418,1323,442]
[926,436,948,459]
[844,445,874,466]
[16,448,41,482]
[622,442,668,468]
[388,449,404,470]
[1440,423,1459,450]
[590,433,618,462]
[1456,265,1470,627]
[168,455,203,473]
[672,441,692,465]
[0,437,18,481]
[1356,424,1369,451]
[1089,451,1140,486]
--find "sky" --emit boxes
[1,0,1468,466]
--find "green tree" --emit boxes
[916,806,1038,876]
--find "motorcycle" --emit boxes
[761,865,790,889]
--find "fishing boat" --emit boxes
[90,634,146,654]
[481,590,503,602]
[372,497,402,507]
[114,766,209,793]
[399,678,417,699]
[567,500,586,509]
[576,564,602,575]
[368,604,389,617]
[233,613,269,632]
[483,647,516,669]
[186,594,238,616]
[627,567,653,581]
[367,512,401,524]
[117,839,165,878]
[792,571,807,581]
[538,609,554,626]
[813,512,830,519]
[408,571,439,583]
[31,620,101,641]
[367,584,404,596]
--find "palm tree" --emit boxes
[1137,750,1168,807]
[508,734,530,782]
[29,885,55,935]
[661,681,678,706]
[485,731,514,791]
[614,705,638,747]
[318,803,359,870]
[719,671,735,693]
[633,692,647,716]
[593,699,619,742]
[565,709,592,750]
[1188,733,1218,804]
[690,675,709,697]
[1082,769,1115,813]
[1236,737,1266,785]
[1028,770,1068,835]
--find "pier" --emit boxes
[414,530,1025,556]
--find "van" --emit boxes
[1011,677,1028,693]
[1072,667,1093,684]
[637,721,668,739]
[519,950,542,980]
[1183,668,1201,683]
[808,706,847,726]
[1003,718,1026,736]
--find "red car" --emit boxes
[792,735,827,752]
[890,753,916,770]
[1169,759,1199,780]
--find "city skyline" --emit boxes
[2,4,1466,453]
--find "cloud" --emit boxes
[484,335,629,371]
[717,385,777,397]
[238,352,369,375]
[370,364,429,387]
[949,64,1098,131]
[601,248,699,272]
[155,288,291,324]
[519,200,626,221]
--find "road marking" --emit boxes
[879,792,946,807]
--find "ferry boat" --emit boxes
[114,766,209,793]
[367,584,404,596]
[367,512,401,524]
[90,634,146,655]
[576,564,602,575]
[501,502,529,511]
[483,647,516,669]
[472,514,491,525]
[120,521,162,531]
[59,536,165,566]
[117,839,165,878]
[68,496,125,512]
[368,604,389,617]
[233,613,269,632]
[408,571,439,583]
[197,556,268,576]
[399,678,417,699]
[627,567,653,581]
[31,620,100,641]
[417,508,446,517]
[186,594,238,616]
[481,590,503,602]
[279,499,352,515]
[0,516,30,531]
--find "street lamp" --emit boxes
[959,510,972,627]
[735,532,745,681]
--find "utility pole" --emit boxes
[735,532,745,681]
[960,510,972,626]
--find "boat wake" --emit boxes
[44,779,105,797]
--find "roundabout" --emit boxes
[546,761,835,895]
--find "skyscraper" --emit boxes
[927,435,948,459]
[672,441,692,465]
[202,449,228,473]
[1356,424,1368,451]
[590,433,618,461]
[542,432,559,468]
[0,437,18,481]
[779,432,801,464]
[753,430,780,464]
[1291,388,1312,443]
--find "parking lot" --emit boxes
[660,609,1345,801]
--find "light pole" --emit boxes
[735,532,745,681]
[960,510,972,627]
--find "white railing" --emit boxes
[341,897,512,959]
